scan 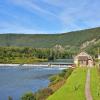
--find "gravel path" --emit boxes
[85,69,93,100]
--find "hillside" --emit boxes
[0,27,100,48]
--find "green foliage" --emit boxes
[35,88,53,100]
[49,75,63,85]
[0,47,49,63]
[8,96,13,100]
[0,27,99,63]
[49,68,73,85]
[85,40,100,56]
[21,88,53,100]
[49,75,57,83]
[0,27,100,48]
[0,47,75,63]
[65,68,74,79]
[21,92,36,100]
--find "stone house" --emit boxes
[74,52,94,67]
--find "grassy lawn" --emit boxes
[90,67,100,100]
[47,68,87,100]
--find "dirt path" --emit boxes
[85,68,93,100]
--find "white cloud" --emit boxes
[9,0,57,18]
[43,0,66,7]
[1,0,100,33]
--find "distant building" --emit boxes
[74,52,94,67]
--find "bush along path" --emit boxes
[85,68,93,100]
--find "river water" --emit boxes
[0,66,61,100]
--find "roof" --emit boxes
[75,52,93,60]
[78,56,88,61]
[77,52,90,57]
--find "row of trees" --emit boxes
[0,42,99,63]
[0,45,76,63]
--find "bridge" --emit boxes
[48,59,74,68]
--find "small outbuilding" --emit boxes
[74,52,94,67]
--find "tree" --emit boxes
[21,92,36,100]
[8,96,13,100]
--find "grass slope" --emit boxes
[47,68,87,100]
[90,67,100,100]
[0,27,100,48]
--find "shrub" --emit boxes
[49,75,57,82]
[8,96,13,100]
[58,69,67,77]
[35,88,53,100]
[21,92,36,100]
[49,68,73,85]
[49,75,63,85]
[65,68,73,78]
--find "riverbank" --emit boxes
[21,68,73,100]
[0,66,61,100]
[47,67,87,100]
[47,67,100,100]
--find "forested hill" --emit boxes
[0,27,100,48]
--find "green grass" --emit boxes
[47,68,87,100]
[90,67,100,100]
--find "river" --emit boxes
[0,66,62,100]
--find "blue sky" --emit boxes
[0,0,100,34]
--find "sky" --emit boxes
[0,0,100,34]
